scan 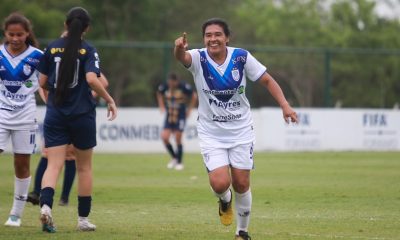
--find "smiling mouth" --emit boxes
[208,42,220,48]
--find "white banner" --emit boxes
[3,107,400,153]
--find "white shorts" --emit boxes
[0,128,36,154]
[201,142,254,172]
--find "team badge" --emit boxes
[23,64,31,76]
[231,69,240,81]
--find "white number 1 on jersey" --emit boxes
[53,56,79,88]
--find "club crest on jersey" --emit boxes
[23,64,31,76]
[232,69,240,81]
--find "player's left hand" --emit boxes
[282,103,298,124]
[107,102,118,121]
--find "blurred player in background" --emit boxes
[0,12,42,227]
[27,72,109,207]
[156,72,197,170]
[174,18,298,240]
[37,7,117,233]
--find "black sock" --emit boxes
[78,196,92,217]
[61,159,76,201]
[177,144,183,164]
[165,143,176,159]
[34,157,48,194]
[40,187,55,208]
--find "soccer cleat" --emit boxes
[4,215,21,227]
[77,217,96,231]
[40,205,56,233]
[167,159,177,169]
[218,195,233,226]
[58,198,69,206]
[27,191,40,205]
[174,163,184,171]
[234,230,252,240]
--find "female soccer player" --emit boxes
[0,12,42,227]
[174,18,298,240]
[37,7,117,233]
[156,72,197,170]
[28,73,110,206]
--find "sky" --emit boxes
[374,0,400,19]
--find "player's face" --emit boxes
[4,24,29,53]
[168,79,179,89]
[204,24,229,57]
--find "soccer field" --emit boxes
[0,152,399,240]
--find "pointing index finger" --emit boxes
[183,32,187,41]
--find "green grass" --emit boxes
[1,152,399,239]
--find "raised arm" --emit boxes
[258,72,298,124]
[174,32,192,67]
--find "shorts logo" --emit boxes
[232,69,240,81]
[23,64,31,76]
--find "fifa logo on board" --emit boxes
[363,113,387,127]
[296,113,310,126]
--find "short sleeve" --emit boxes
[85,47,101,77]
[37,47,50,75]
[245,51,267,82]
[158,83,167,93]
[187,49,200,73]
[183,83,193,96]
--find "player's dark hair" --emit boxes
[202,18,230,37]
[55,7,90,106]
[168,73,178,81]
[2,12,38,48]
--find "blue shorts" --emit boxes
[164,115,186,132]
[44,109,96,150]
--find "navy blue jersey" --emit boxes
[158,81,193,124]
[38,38,100,115]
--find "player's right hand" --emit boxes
[107,102,118,121]
[175,32,188,50]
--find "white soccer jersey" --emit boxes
[0,44,42,130]
[187,47,266,148]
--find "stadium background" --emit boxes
[1,0,399,239]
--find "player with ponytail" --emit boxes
[37,7,117,233]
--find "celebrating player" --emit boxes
[0,12,42,227]
[174,18,298,240]
[156,72,197,170]
[37,7,117,233]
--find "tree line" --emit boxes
[1,0,399,108]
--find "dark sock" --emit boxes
[78,196,92,217]
[61,159,76,201]
[165,143,176,159]
[177,144,183,164]
[40,187,55,208]
[34,157,48,194]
